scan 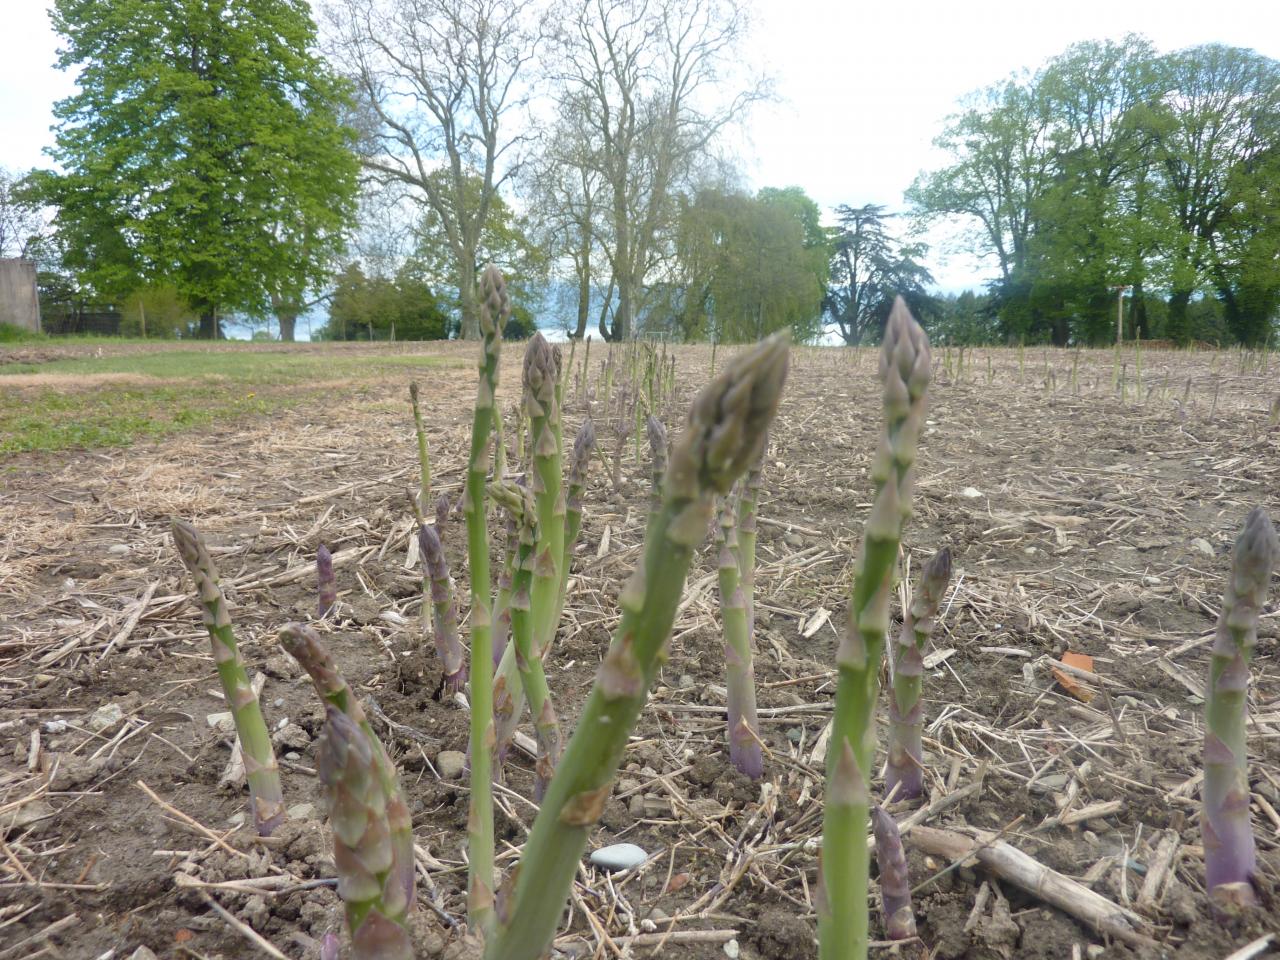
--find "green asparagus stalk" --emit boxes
[716,494,764,779]
[409,382,432,514]
[1203,507,1278,911]
[870,805,916,940]
[317,706,415,960]
[278,622,415,948]
[484,335,789,960]
[819,298,931,960]
[463,263,506,935]
[521,335,566,792]
[172,519,285,836]
[736,440,765,633]
[558,418,596,618]
[646,414,667,523]
[419,523,468,695]
[317,543,336,620]
[492,497,519,670]
[886,547,953,801]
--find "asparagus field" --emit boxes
[1,329,1278,960]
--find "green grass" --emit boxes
[0,347,454,455]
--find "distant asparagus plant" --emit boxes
[1203,507,1278,911]
[172,519,285,836]
[317,543,336,619]
[885,547,953,801]
[646,414,667,523]
[484,335,789,960]
[871,805,916,940]
[819,298,931,960]
[419,523,467,695]
[715,492,764,779]
[463,264,507,935]
[280,624,414,959]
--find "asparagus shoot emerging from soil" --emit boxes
[716,494,764,779]
[172,519,285,836]
[317,543,337,620]
[819,298,930,960]
[871,805,916,940]
[484,334,789,960]
[558,417,596,618]
[646,414,667,522]
[317,706,415,960]
[409,381,432,513]
[886,547,953,801]
[278,622,415,938]
[435,493,451,535]
[464,263,507,934]
[522,334,565,788]
[1203,507,1278,911]
[418,523,468,695]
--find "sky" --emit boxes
[3,0,1280,294]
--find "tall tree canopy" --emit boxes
[909,36,1280,346]
[825,204,935,346]
[33,0,359,339]
[662,185,827,343]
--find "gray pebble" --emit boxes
[436,750,467,780]
[588,843,647,872]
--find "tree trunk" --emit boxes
[1167,288,1193,345]
[277,311,298,342]
[458,261,479,340]
[198,310,221,339]
[572,243,591,340]
[1132,282,1149,340]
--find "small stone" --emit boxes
[1086,947,1105,959]
[2,799,54,834]
[272,723,310,750]
[616,779,640,794]
[679,675,695,689]
[650,907,668,921]
[34,674,56,688]
[1142,575,1162,586]
[128,948,159,960]
[42,719,67,734]
[723,939,740,959]
[786,726,803,744]
[961,486,982,498]
[88,702,125,733]
[285,752,301,761]
[1191,538,1214,558]
[273,698,285,708]
[206,712,236,736]
[628,795,646,818]
[436,750,466,780]
[588,843,647,872]
[288,803,317,820]
[108,543,131,556]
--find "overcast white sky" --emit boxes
[3,0,1279,291]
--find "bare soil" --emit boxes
[1,340,1278,960]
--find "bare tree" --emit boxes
[0,168,45,260]
[324,0,539,339]
[549,0,765,341]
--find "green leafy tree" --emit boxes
[321,261,450,340]
[664,186,826,343]
[32,0,358,339]
[825,204,936,345]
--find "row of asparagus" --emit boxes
[172,270,1278,960]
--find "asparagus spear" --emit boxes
[317,543,337,620]
[278,622,415,940]
[463,263,506,935]
[484,335,789,960]
[871,805,916,940]
[819,298,931,960]
[419,523,468,695]
[409,381,432,514]
[716,493,764,779]
[646,414,667,523]
[558,417,596,619]
[172,519,285,836]
[1203,507,1277,911]
[317,706,415,960]
[886,547,953,801]
[522,334,566,787]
